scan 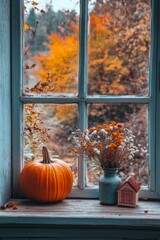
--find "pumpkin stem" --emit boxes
[42,146,52,164]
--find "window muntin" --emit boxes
[11,0,155,198]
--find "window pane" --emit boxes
[23,0,79,95]
[23,103,78,186]
[88,0,151,96]
[87,103,149,187]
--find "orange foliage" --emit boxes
[24,104,51,157]
[26,0,150,124]
[33,24,79,94]
[54,105,77,123]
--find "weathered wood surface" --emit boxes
[0,199,160,225]
[1,199,160,239]
[0,0,11,205]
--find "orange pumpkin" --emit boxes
[19,146,73,202]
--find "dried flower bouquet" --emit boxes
[71,121,147,169]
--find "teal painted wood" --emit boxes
[68,186,160,199]
[155,0,160,193]
[78,0,88,98]
[20,95,150,103]
[77,0,89,189]
[0,238,118,240]
[148,0,158,192]
[0,0,11,205]
[1,239,29,240]
[11,0,23,198]
[1,199,160,238]
[0,225,160,239]
[78,102,87,189]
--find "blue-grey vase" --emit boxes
[99,168,121,205]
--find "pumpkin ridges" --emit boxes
[59,164,67,200]
[50,163,58,201]
[33,164,45,201]
[20,163,39,200]
[37,164,45,201]
[21,163,43,201]
[50,159,73,198]
[54,163,66,200]
[46,164,50,201]
[40,164,55,202]
[58,162,73,199]
[54,163,66,201]
[19,147,73,202]
[53,164,61,201]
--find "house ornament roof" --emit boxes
[118,177,140,193]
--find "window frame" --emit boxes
[11,0,160,199]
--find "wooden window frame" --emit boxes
[11,0,160,199]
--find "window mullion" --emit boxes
[11,0,23,197]
[78,102,88,189]
[147,0,157,192]
[78,0,88,98]
[78,0,89,189]
[154,0,160,193]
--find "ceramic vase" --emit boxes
[99,168,121,205]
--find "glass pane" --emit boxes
[87,103,149,187]
[23,104,78,186]
[23,0,79,95]
[88,0,151,96]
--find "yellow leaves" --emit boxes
[24,23,29,30]
[24,23,33,31]
[109,143,117,150]
[139,46,147,52]
[110,121,116,126]
[89,127,95,132]
[24,1,45,14]
[70,147,76,153]
[32,1,39,6]
[34,27,79,95]
[96,125,102,131]
[117,123,124,130]
[54,105,77,123]
[24,104,51,151]
[108,79,126,95]
[97,143,103,149]
[86,142,93,148]
[104,56,125,72]
[111,131,118,137]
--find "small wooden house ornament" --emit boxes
[117,177,140,207]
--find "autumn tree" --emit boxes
[88,0,150,95]
[33,27,79,94]
[29,0,151,130]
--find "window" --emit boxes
[11,0,160,199]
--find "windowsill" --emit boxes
[0,198,160,227]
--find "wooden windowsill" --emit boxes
[0,199,160,227]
